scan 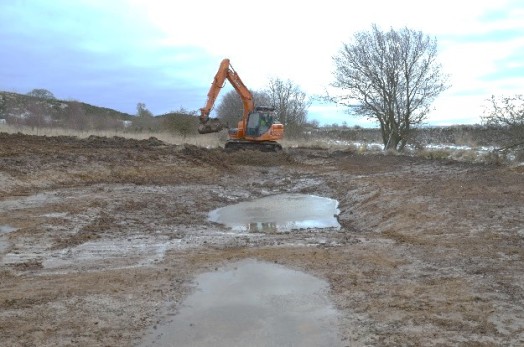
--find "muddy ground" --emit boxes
[0,133,523,346]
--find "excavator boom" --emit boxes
[198,59,254,134]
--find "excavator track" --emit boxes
[225,140,282,152]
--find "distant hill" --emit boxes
[0,91,200,135]
[0,91,133,129]
[1,90,508,148]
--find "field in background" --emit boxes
[0,124,222,147]
[2,123,522,166]
[2,90,522,165]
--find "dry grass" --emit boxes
[0,124,222,147]
[2,124,521,165]
[0,124,312,149]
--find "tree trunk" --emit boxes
[383,126,403,151]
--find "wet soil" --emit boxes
[0,133,523,346]
[140,259,340,347]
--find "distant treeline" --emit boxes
[308,125,507,148]
[0,90,511,148]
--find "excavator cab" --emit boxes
[227,106,283,150]
[246,107,275,137]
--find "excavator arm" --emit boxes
[198,58,254,134]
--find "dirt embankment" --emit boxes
[0,133,523,346]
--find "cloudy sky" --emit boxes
[1,0,523,126]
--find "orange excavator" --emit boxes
[198,58,284,151]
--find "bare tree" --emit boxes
[27,88,56,100]
[266,78,310,137]
[0,94,7,120]
[162,107,199,138]
[214,79,310,137]
[330,24,449,150]
[25,99,49,130]
[136,102,154,118]
[62,101,90,131]
[482,94,524,152]
[133,102,157,131]
[216,90,270,127]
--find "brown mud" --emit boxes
[0,133,523,346]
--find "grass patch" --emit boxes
[0,124,222,147]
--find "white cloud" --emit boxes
[130,0,524,125]
[1,0,523,124]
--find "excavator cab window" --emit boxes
[246,112,260,136]
[247,112,273,136]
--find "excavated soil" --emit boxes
[0,133,523,346]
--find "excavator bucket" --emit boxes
[198,118,225,134]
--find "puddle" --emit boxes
[0,225,17,234]
[209,193,340,232]
[0,239,8,255]
[0,225,17,256]
[140,259,341,347]
[0,192,61,212]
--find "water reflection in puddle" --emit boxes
[0,225,17,256]
[140,259,341,347]
[0,225,17,234]
[209,194,340,232]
